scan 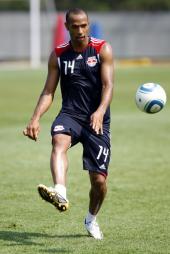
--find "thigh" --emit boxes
[51,113,82,146]
[82,126,110,177]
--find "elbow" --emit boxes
[103,81,114,94]
[40,89,54,102]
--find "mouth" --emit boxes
[76,35,85,40]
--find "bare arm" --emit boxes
[23,50,60,141]
[90,42,114,134]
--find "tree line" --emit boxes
[0,0,170,11]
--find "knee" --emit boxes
[52,134,71,153]
[90,172,107,193]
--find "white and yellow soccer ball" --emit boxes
[135,83,167,113]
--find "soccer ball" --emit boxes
[135,83,167,113]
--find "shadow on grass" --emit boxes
[0,230,87,247]
[0,231,47,246]
[55,234,87,238]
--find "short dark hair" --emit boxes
[65,8,88,23]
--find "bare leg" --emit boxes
[37,134,71,212]
[89,172,107,215]
[84,172,106,239]
[50,134,71,186]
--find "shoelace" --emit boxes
[85,219,99,228]
[48,187,67,203]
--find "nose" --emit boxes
[78,26,83,34]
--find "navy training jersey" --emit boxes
[55,37,110,124]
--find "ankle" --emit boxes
[54,184,67,199]
[86,211,96,223]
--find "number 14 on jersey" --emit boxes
[63,60,75,75]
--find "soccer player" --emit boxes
[23,8,114,240]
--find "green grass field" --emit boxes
[0,65,170,254]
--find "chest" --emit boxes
[59,48,100,77]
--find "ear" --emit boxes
[65,22,69,31]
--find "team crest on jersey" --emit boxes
[86,56,98,67]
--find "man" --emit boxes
[24,8,114,240]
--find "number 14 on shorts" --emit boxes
[97,145,109,162]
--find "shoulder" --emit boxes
[47,50,58,69]
[89,37,106,54]
[55,41,71,57]
[89,37,113,63]
[100,42,113,55]
[99,42,113,62]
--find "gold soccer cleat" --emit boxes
[37,184,69,212]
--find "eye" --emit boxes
[81,24,87,28]
[72,25,78,29]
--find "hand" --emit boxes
[90,109,104,135]
[23,119,40,141]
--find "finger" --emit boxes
[95,128,99,135]
[29,128,34,140]
[34,134,38,141]
[92,119,97,130]
[33,128,40,141]
[24,132,36,141]
[100,125,103,135]
[94,122,100,135]
[95,121,103,135]
[28,135,36,141]
[32,129,36,141]
[34,130,39,141]
[26,128,36,141]
[23,129,28,136]
[34,126,41,141]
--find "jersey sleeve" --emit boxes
[55,42,70,57]
[90,37,106,54]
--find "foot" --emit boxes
[37,184,69,212]
[84,219,103,240]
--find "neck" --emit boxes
[70,37,89,52]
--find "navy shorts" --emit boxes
[51,112,111,177]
